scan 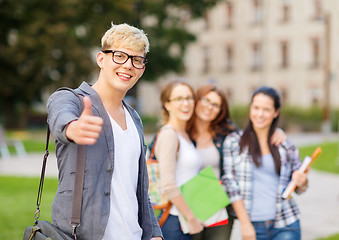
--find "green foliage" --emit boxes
[229,105,250,129]
[0,176,58,240]
[0,0,220,129]
[280,106,323,132]
[331,109,339,132]
[141,115,161,133]
[138,0,219,80]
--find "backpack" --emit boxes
[147,134,172,227]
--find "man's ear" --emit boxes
[96,52,105,68]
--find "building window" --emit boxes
[251,42,262,71]
[310,88,321,105]
[313,0,323,20]
[280,41,289,68]
[281,3,290,23]
[204,11,210,30]
[250,86,259,96]
[225,88,233,102]
[225,1,233,28]
[203,46,210,73]
[280,88,288,103]
[252,0,263,25]
[311,38,320,68]
[225,45,234,72]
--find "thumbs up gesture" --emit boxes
[66,96,104,145]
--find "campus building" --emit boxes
[139,0,339,117]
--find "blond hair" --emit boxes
[101,23,149,55]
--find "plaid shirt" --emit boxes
[222,130,303,228]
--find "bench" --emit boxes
[0,126,27,159]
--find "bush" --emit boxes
[141,115,161,133]
[280,106,323,132]
[229,105,250,129]
[331,109,339,132]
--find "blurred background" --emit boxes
[1,0,339,134]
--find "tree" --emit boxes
[0,0,219,128]
[0,0,134,128]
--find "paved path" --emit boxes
[1,132,338,240]
[0,153,58,178]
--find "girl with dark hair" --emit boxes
[187,85,286,240]
[222,86,309,240]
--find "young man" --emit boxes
[47,23,163,240]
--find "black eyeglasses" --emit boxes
[102,50,148,69]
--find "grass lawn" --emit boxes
[317,233,339,240]
[299,141,339,174]
[0,176,58,240]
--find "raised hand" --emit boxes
[271,128,286,146]
[66,96,104,145]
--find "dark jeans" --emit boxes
[252,220,301,240]
[161,214,191,240]
[191,215,234,240]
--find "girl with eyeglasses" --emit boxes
[154,80,204,240]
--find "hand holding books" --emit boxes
[282,147,322,199]
[178,166,231,233]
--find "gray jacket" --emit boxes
[47,82,162,239]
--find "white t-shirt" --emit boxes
[170,134,202,216]
[102,106,142,240]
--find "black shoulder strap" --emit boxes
[35,87,86,240]
[56,87,85,239]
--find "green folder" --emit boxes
[180,166,230,221]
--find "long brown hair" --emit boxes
[239,86,281,175]
[187,84,235,141]
[160,79,195,123]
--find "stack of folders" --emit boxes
[178,166,231,233]
[282,147,322,200]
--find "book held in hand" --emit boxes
[178,166,231,233]
[282,147,322,199]
[178,208,229,234]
